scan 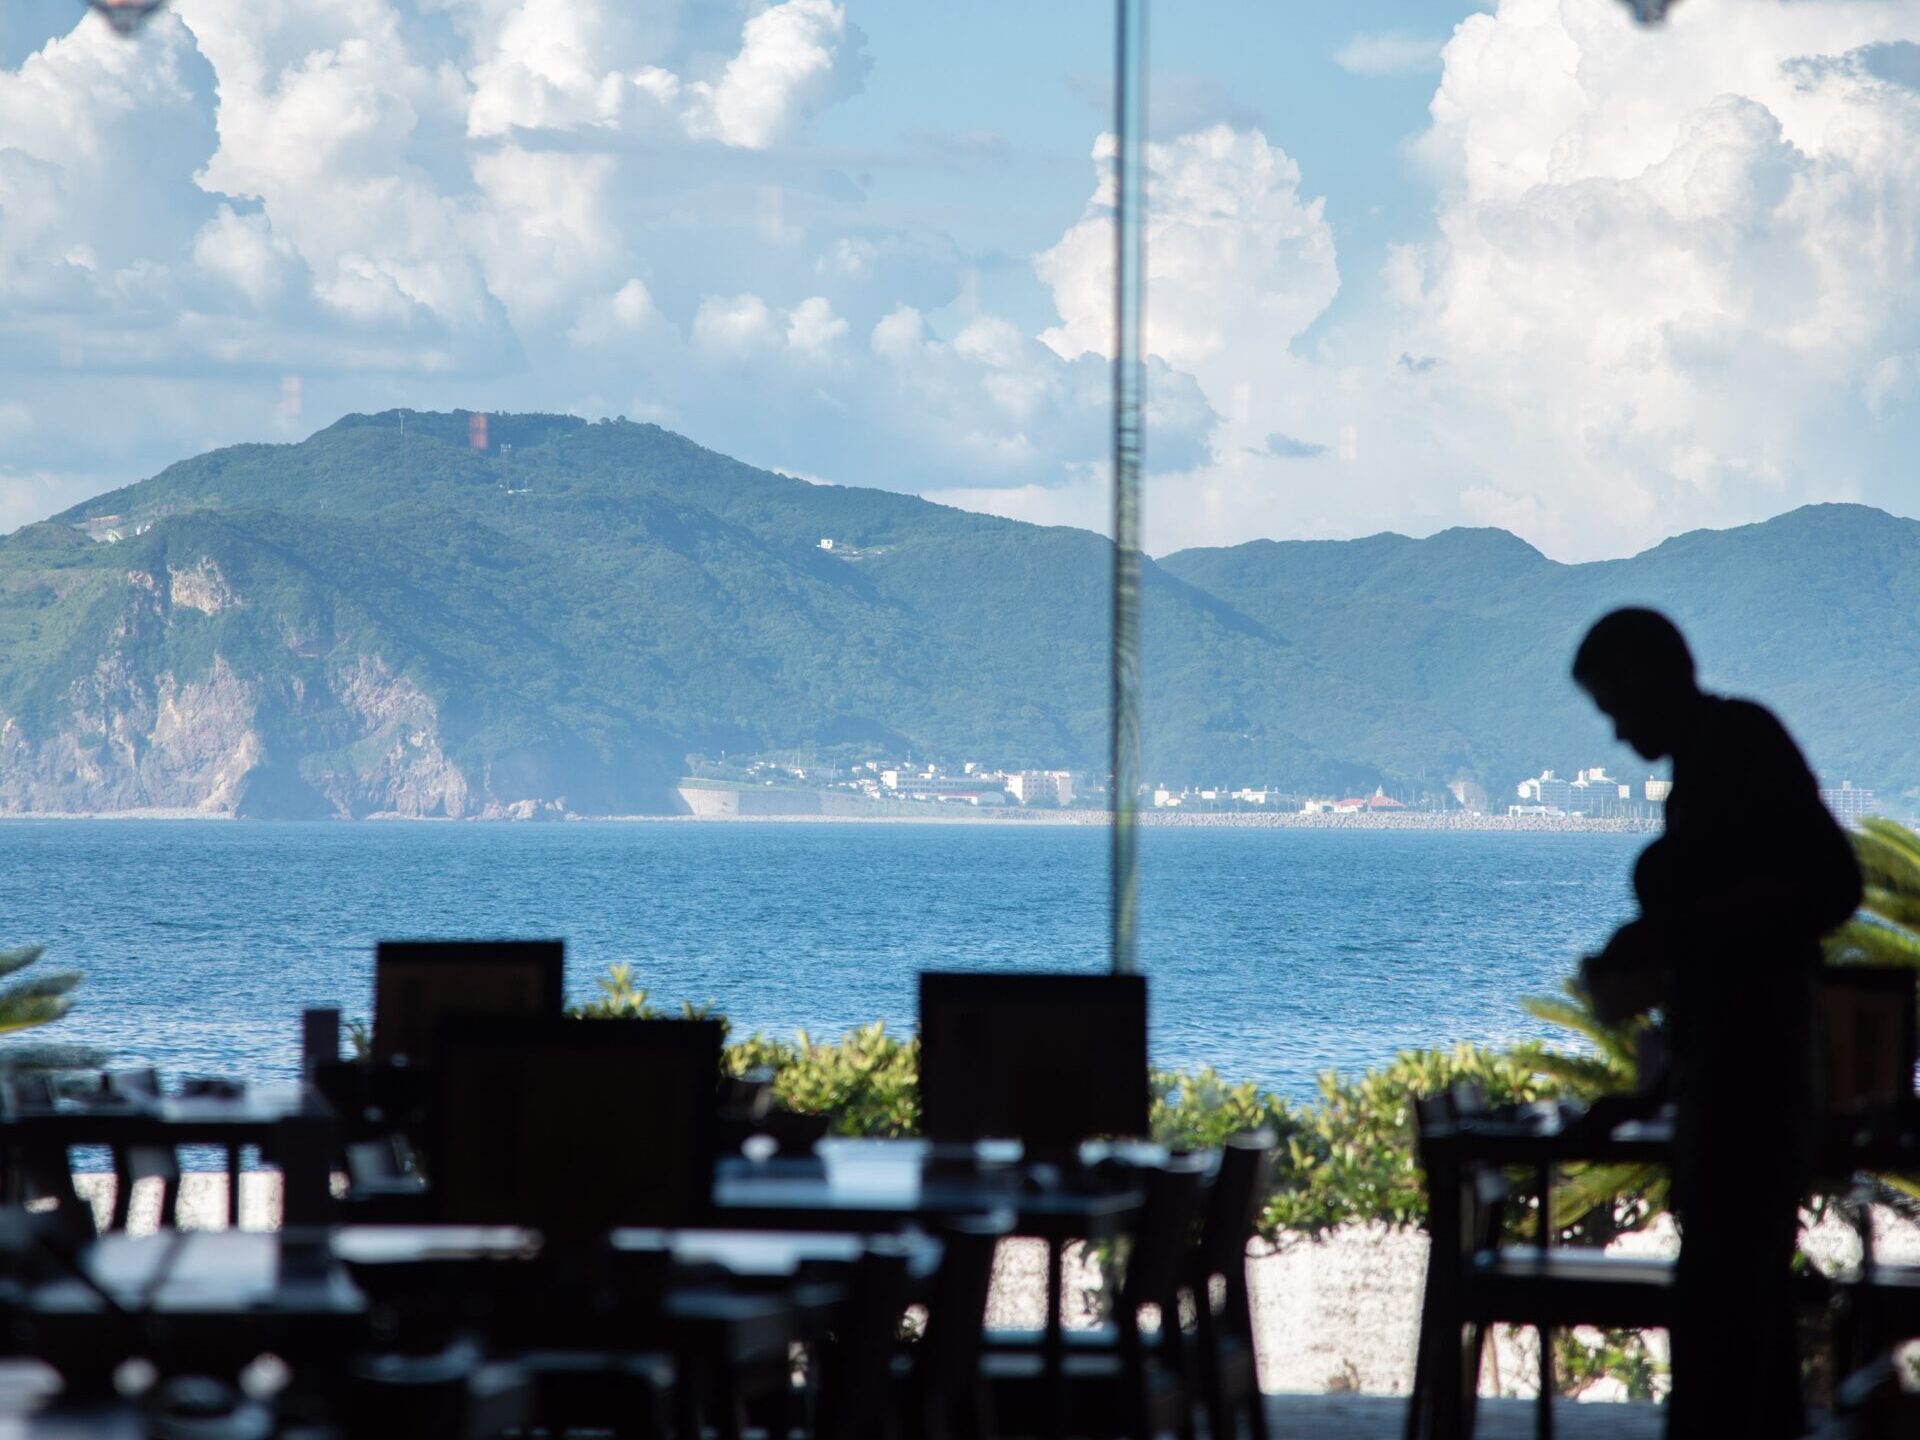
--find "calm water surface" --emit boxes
[0,821,1642,1099]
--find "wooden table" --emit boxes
[715,1137,1158,1440]
[1,1085,339,1226]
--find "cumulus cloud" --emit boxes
[1001,0,1920,560]
[1395,0,1920,555]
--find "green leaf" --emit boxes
[0,946,46,979]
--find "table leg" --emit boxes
[278,1124,333,1228]
[224,1146,239,1229]
[1429,1147,1463,1440]
[1045,1237,1066,1440]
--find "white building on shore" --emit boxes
[1820,780,1876,822]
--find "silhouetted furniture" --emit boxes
[1189,1130,1277,1440]
[100,1070,179,1233]
[0,1081,337,1229]
[892,1212,1013,1440]
[1820,966,1917,1113]
[810,1241,916,1440]
[1,1074,93,1240]
[712,1139,1146,1238]
[301,1007,342,1081]
[372,939,564,1069]
[982,1152,1210,1440]
[337,1224,943,1440]
[918,973,1150,1156]
[1409,1075,1920,1440]
[341,1338,538,1440]
[431,1016,722,1232]
[15,1229,367,1394]
[1409,1091,1674,1440]
[1820,967,1920,1385]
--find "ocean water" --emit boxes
[0,821,1642,1100]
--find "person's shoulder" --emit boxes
[1711,695,1786,734]
[1708,695,1809,765]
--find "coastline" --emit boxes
[602,810,1660,833]
[0,807,1658,833]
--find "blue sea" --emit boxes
[0,821,1642,1100]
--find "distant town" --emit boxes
[686,757,1882,824]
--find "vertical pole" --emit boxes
[1110,0,1147,977]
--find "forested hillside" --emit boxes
[0,411,1907,816]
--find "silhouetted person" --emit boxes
[1573,609,1860,1439]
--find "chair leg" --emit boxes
[1245,1370,1270,1440]
[1535,1326,1552,1440]
[108,1159,132,1233]
[1462,1321,1485,1440]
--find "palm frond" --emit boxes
[1550,1162,1664,1233]
[1826,916,1920,970]
[1518,1049,1625,1095]
[0,995,72,1035]
[0,970,83,1004]
[1861,885,1920,933]
[1520,988,1639,1069]
[1854,821,1920,908]
[0,946,46,979]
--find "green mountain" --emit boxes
[0,410,1909,816]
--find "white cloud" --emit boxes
[192,205,294,305]
[785,295,846,355]
[1035,125,1339,400]
[1007,0,1920,561]
[1396,0,1920,556]
[693,292,776,354]
[1334,29,1448,78]
[684,0,861,149]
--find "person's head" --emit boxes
[1571,608,1700,761]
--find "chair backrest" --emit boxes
[432,1016,722,1234]
[1117,1153,1211,1318]
[373,939,564,1068]
[1820,966,1918,1112]
[1195,1129,1277,1282]
[918,972,1149,1155]
[1412,1088,1507,1259]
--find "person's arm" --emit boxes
[1580,918,1674,1025]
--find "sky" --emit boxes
[3,0,1920,559]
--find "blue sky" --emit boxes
[1,0,1917,559]
[816,3,1474,342]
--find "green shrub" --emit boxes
[736,1022,920,1137]
[1258,1044,1553,1240]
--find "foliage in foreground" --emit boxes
[0,945,103,1075]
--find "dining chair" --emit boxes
[897,1209,1011,1440]
[372,938,564,1069]
[809,1241,915,1440]
[980,1154,1210,1440]
[1188,1130,1277,1440]
[917,972,1150,1156]
[1406,1088,1673,1440]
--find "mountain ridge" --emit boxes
[4,414,1912,817]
